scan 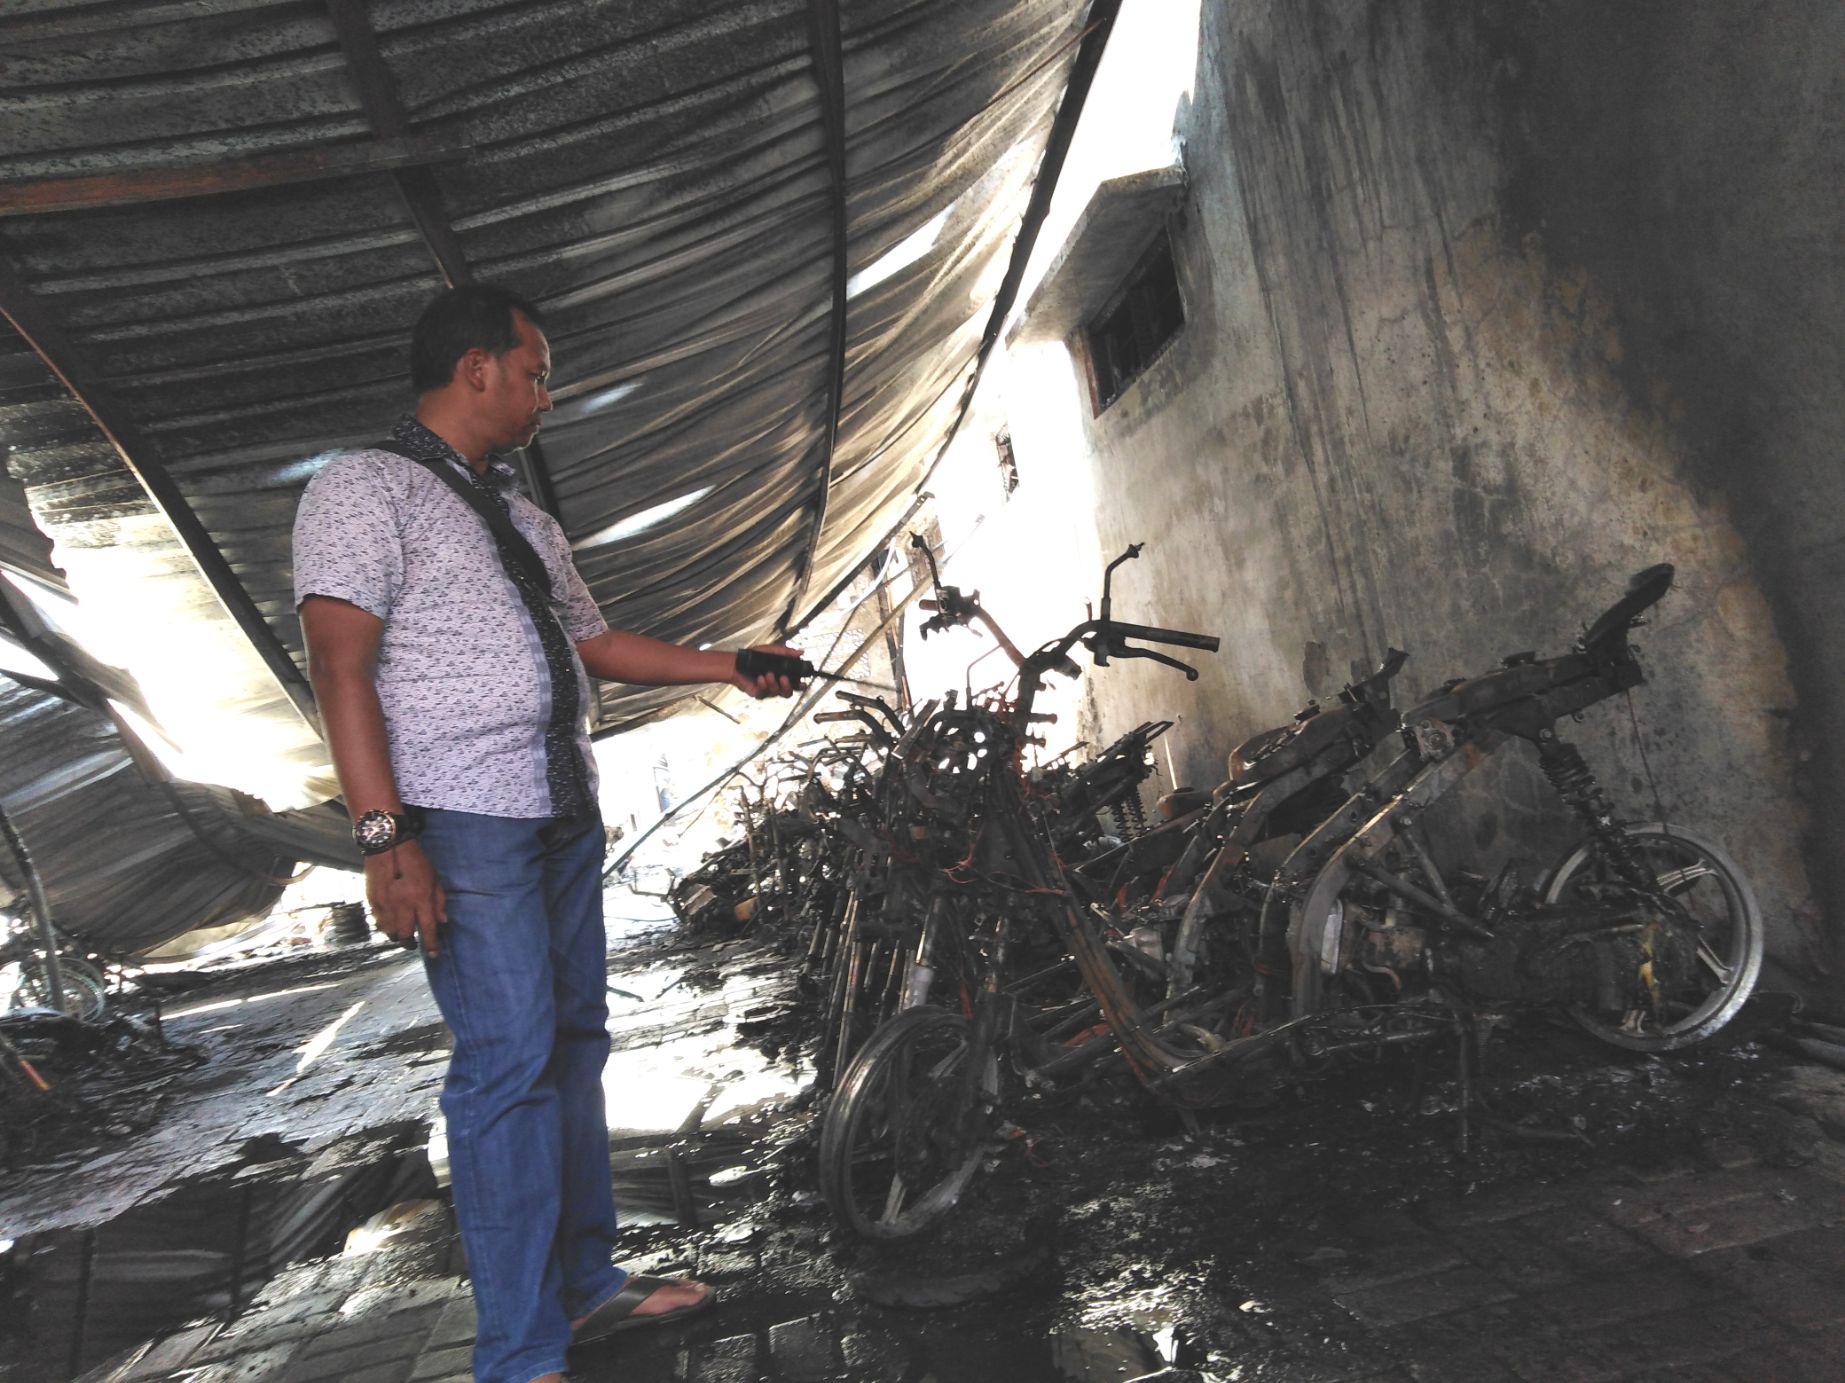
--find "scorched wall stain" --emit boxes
[1017,0,1836,990]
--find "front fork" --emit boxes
[946,912,1012,1145]
[898,891,947,1011]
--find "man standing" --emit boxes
[292,284,795,1383]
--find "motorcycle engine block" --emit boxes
[1353,900,1696,1013]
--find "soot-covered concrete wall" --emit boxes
[1027,1,1842,992]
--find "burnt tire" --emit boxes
[818,1006,999,1241]
[1543,822,1763,1052]
[8,957,106,1022]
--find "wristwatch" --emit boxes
[353,807,424,856]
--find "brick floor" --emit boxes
[685,1331,762,1383]
[1694,1240,1845,1332]
[1443,1217,1579,1291]
[52,935,1845,1383]
[1521,1264,1718,1330]
[62,1119,1845,1383]
[1518,1203,1660,1273]
[1333,1264,1519,1327]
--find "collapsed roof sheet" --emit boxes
[0,0,1103,810]
[0,674,297,953]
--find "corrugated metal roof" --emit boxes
[0,0,1104,813]
[0,325,70,592]
[0,673,297,952]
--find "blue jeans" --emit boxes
[417,809,627,1383]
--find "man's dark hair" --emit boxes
[409,283,546,393]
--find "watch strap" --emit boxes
[354,806,425,855]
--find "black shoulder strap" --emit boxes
[371,441,552,600]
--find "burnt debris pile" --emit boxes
[0,1000,202,1173]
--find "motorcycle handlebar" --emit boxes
[1104,620,1221,654]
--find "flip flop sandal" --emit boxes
[571,1275,715,1345]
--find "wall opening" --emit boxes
[1083,230,1184,411]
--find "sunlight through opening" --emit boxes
[847,204,953,299]
[572,485,714,551]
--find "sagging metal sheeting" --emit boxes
[0,676,302,955]
[0,0,1102,810]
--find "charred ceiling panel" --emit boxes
[0,0,1100,783]
[0,675,298,953]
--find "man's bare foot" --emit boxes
[570,1275,713,1342]
[528,1374,563,1382]
[627,1278,709,1319]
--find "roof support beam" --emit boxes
[0,256,320,724]
[780,0,851,639]
[322,0,560,516]
[324,0,471,288]
[0,136,470,218]
[387,162,474,293]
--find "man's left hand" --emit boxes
[732,644,803,698]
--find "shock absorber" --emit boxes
[1111,788,1150,840]
[1537,731,1650,889]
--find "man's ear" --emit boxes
[458,346,493,393]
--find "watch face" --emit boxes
[354,811,396,852]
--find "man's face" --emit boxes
[480,311,552,452]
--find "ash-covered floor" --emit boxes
[4,885,1843,1383]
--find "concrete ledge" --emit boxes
[1009,165,1187,346]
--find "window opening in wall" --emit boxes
[1083,230,1184,412]
[994,428,1018,498]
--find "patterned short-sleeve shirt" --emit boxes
[291,419,609,819]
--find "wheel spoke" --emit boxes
[879,1174,908,1223]
[888,1058,910,1142]
[1697,938,1733,984]
[1656,862,1716,894]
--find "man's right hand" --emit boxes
[364,841,448,956]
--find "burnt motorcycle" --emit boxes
[818,562,1764,1240]
[1169,563,1763,1113]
